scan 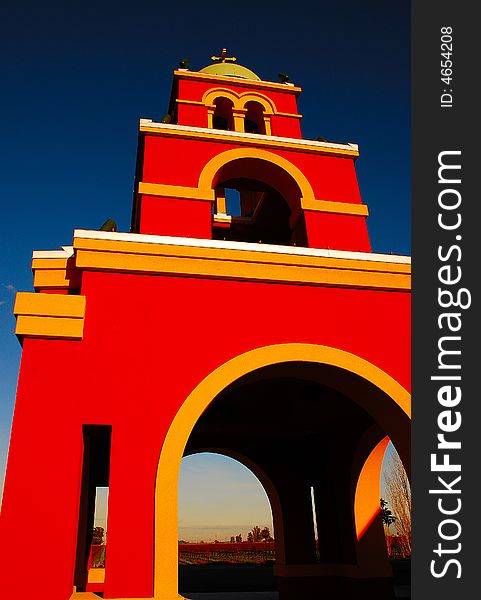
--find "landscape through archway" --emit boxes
[178,452,277,595]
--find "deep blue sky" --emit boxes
[0,1,410,504]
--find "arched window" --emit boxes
[244,101,266,134]
[212,97,234,131]
[211,157,307,246]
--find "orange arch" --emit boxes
[202,87,240,108]
[202,87,277,113]
[239,92,276,114]
[197,147,316,207]
[153,343,411,599]
[354,435,391,540]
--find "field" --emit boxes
[178,542,275,565]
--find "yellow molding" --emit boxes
[31,255,81,290]
[14,292,86,340]
[72,238,410,291]
[14,291,86,318]
[175,99,205,106]
[215,188,227,214]
[303,199,370,217]
[138,175,369,219]
[138,125,359,158]
[87,568,105,584]
[75,249,409,290]
[33,269,78,289]
[73,237,410,274]
[153,343,411,598]
[15,315,85,340]
[70,592,108,600]
[174,69,302,93]
[233,113,244,132]
[275,111,303,119]
[32,257,70,269]
[137,182,215,202]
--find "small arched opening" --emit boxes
[244,100,267,134]
[212,97,235,131]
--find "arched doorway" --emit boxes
[154,344,410,600]
[178,452,277,595]
[204,149,316,246]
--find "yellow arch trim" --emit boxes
[153,343,410,599]
[354,435,390,540]
[202,88,277,114]
[202,87,242,108]
[239,92,276,114]
[197,147,316,207]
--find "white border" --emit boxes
[139,119,359,153]
[72,229,410,265]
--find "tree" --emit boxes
[260,527,273,542]
[249,526,262,542]
[235,534,242,543]
[230,536,235,543]
[380,498,396,527]
[384,449,411,557]
[247,532,253,542]
[92,527,104,545]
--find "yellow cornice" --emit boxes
[275,111,303,119]
[72,236,410,291]
[137,182,215,201]
[139,123,359,158]
[173,69,302,93]
[137,180,368,217]
[175,99,205,106]
[304,199,369,217]
[31,256,81,290]
[14,292,86,340]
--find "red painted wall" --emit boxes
[141,136,361,203]
[304,212,372,252]
[0,268,410,599]
[138,135,368,247]
[139,196,212,239]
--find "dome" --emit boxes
[198,62,261,81]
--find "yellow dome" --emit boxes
[198,62,261,81]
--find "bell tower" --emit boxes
[132,49,370,251]
[0,52,410,600]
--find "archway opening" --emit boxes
[244,100,266,134]
[212,97,235,131]
[155,347,411,600]
[177,362,408,597]
[381,443,411,558]
[73,425,111,593]
[178,452,276,595]
[212,157,307,246]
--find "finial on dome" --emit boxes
[211,48,237,64]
